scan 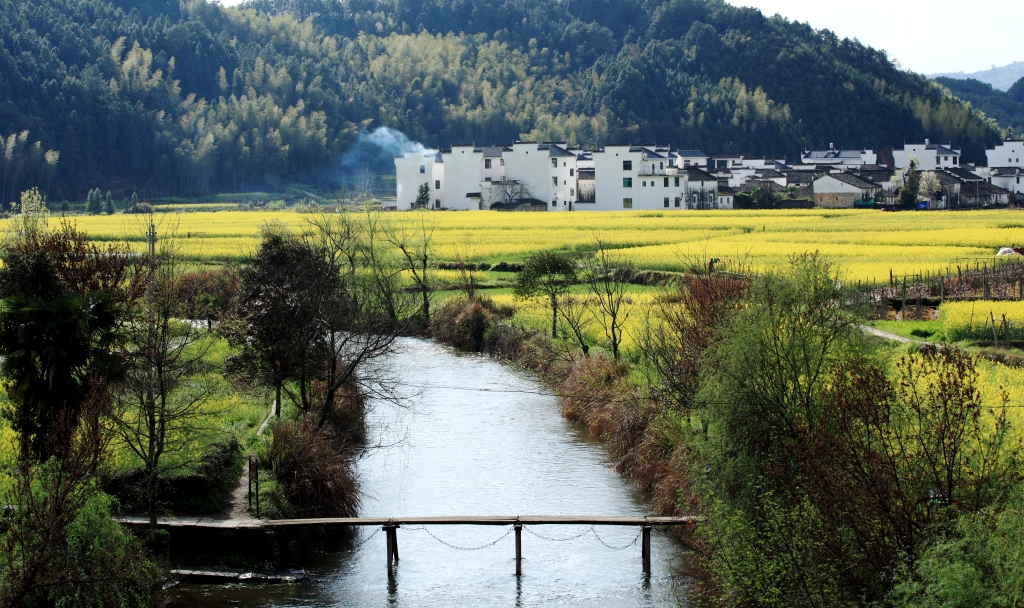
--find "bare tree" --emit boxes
[110,227,220,529]
[294,212,417,429]
[556,293,596,356]
[382,212,435,328]
[353,165,375,198]
[453,243,480,298]
[492,178,531,207]
[583,241,634,360]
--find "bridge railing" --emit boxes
[117,514,700,576]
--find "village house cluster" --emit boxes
[394,138,1024,211]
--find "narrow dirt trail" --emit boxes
[221,400,276,520]
[859,324,938,346]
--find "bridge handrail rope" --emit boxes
[348,526,384,551]
[592,526,643,551]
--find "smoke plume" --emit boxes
[339,127,431,176]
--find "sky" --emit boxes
[732,0,1024,75]
[214,0,1023,76]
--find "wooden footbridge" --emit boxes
[117,515,698,575]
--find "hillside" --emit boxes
[0,0,1001,200]
[931,61,1024,92]
[934,76,1024,136]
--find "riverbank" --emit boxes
[427,253,1024,607]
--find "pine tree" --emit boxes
[86,188,102,215]
[104,192,114,215]
[414,182,431,209]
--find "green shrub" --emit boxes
[0,462,160,606]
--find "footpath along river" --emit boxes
[172,338,688,606]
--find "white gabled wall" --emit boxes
[988,141,1024,168]
[503,143,549,204]
[441,146,484,210]
[394,152,437,210]
[593,146,642,210]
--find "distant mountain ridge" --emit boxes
[0,0,1001,199]
[930,61,1024,92]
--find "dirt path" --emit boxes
[859,324,938,346]
[222,400,276,520]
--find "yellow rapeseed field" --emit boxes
[941,301,1024,342]
[4,208,1024,282]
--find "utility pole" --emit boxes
[147,222,156,260]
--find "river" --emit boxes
[172,338,687,606]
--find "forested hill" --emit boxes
[0,0,1001,200]
[933,76,1024,137]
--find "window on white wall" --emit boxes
[569,168,574,176]
[623,160,632,170]
[552,177,558,186]
[419,165,425,173]
[623,198,633,208]
[485,159,491,169]
[552,159,558,168]
[664,177,669,187]
[663,197,669,207]
[435,180,440,189]
[623,178,632,187]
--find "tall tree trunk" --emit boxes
[550,293,558,338]
[275,383,281,418]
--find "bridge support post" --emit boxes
[641,525,652,575]
[514,524,522,576]
[384,525,399,568]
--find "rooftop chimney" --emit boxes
[924,138,930,145]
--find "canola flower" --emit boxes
[6,208,1021,282]
[941,301,1024,342]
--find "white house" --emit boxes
[591,145,720,211]
[982,167,1024,196]
[676,149,709,168]
[801,145,877,167]
[593,145,676,210]
[812,173,880,208]
[682,168,723,209]
[892,140,961,171]
[498,142,581,211]
[986,139,1024,169]
[394,151,445,209]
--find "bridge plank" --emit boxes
[116,515,699,529]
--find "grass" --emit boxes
[872,320,947,342]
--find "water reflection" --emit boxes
[171,339,687,606]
